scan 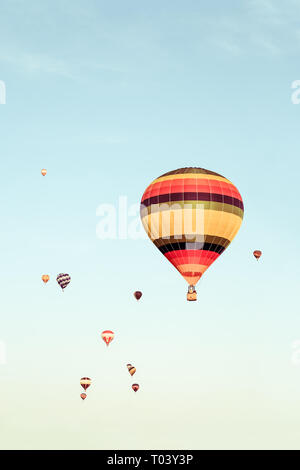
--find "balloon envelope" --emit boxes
[134,291,142,300]
[132,384,139,392]
[140,167,244,289]
[80,393,87,400]
[101,330,114,346]
[41,169,47,176]
[56,273,71,290]
[253,250,262,260]
[80,377,91,390]
[42,274,50,284]
[127,364,136,376]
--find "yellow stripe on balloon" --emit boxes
[140,201,244,220]
[170,211,174,236]
[176,263,208,274]
[153,173,231,184]
[142,209,241,242]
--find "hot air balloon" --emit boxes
[253,250,262,260]
[80,377,91,390]
[41,169,47,176]
[132,384,139,392]
[80,393,87,401]
[127,364,136,376]
[134,291,142,301]
[56,273,71,291]
[42,274,50,284]
[140,167,244,301]
[101,330,114,346]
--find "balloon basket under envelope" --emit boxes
[187,291,197,301]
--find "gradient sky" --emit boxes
[0,0,300,450]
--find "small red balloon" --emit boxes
[101,330,114,346]
[253,250,262,260]
[134,291,142,301]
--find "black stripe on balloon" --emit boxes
[158,242,226,254]
[142,192,244,210]
[154,235,231,249]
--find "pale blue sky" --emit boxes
[0,0,300,450]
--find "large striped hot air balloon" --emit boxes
[140,167,244,301]
[80,377,91,390]
[101,330,114,346]
[56,273,71,291]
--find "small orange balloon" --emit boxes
[42,275,50,284]
[127,364,136,376]
[80,393,87,401]
[41,169,47,176]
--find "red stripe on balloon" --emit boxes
[141,179,242,201]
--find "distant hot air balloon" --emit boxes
[134,291,142,301]
[41,169,47,176]
[101,330,114,346]
[253,250,262,260]
[127,364,136,376]
[132,384,139,392]
[42,274,50,284]
[80,377,91,390]
[140,167,244,301]
[56,273,71,291]
[80,393,87,401]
